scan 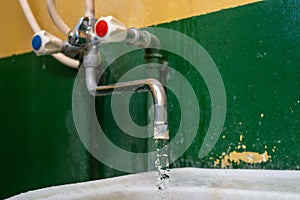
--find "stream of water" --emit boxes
[155,139,170,200]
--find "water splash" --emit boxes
[155,139,170,200]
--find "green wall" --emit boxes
[162,0,300,169]
[1,0,299,199]
[0,55,91,199]
[99,0,300,171]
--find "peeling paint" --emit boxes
[239,134,243,142]
[214,133,272,168]
[215,151,271,168]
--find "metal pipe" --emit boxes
[125,28,161,49]
[95,79,169,140]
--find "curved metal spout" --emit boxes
[95,79,169,140]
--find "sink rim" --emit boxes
[7,167,300,200]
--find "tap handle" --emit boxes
[95,16,127,43]
[32,30,63,56]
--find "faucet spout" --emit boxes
[95,79,169,140]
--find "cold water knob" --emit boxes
[32,30,63,56]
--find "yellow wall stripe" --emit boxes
[96,0,262,27]
[0,0,261,58]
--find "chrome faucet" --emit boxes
[68,17,96,47]
[31,15,169,140]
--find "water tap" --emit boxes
[32,30,63,56]
[68,16,97,48]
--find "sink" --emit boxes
[7,168,300,200]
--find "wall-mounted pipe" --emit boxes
[46,0,95,35]
[46,0,71,36]
[125,28,161,49]
[19,0,41,32]
[83,46,101,93]
[85,0,95,17]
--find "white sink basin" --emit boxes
[7,168,300,200]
